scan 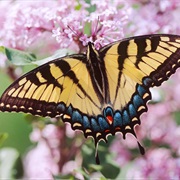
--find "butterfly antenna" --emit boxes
[67,25,79,38]
[95,16,100,34]
[92,16,100,40]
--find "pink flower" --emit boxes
[62,161,84,179]
[0,0,59,53]
[23,140,59,179]
[127,148,180,179]
[0,0,130,60]
[126,0,180,35]
[24,124,62,178]
[110,140,132,166]
[51,0,129,51]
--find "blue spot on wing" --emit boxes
[66,105,73,115]
[72,110,82,124]
[83,115,91,129]
[122,110,130,125]
[143,77,153,87]
[57,103,66,113]
[133,94,145,109]
[103,107,113,117]
[97,116,109,130]
[129,104,137,118]
[114,111,123,127]
[91,118,101,132]
[137,85,147,96]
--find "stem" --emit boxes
[42,124,67,173]
[57,125,83,172]
[57,124,67,172]
[7,66,18,81]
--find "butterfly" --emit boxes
[0,34,180,164]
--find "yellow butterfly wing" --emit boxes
[99,34,180,138]
[0,55,102,118]
[1,34,180,152]
[101,34,180,107]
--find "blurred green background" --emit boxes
[0,68,33,178]
[0,69,32,153]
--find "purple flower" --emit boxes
[0,0,130,59]
[110,140,132,166]
[127,148,180,179]
[126,0,180,35]
[24,124,62,178]
[52,0,129,51]
[1,0,180,57]
[23,140,59,178]
[0,0,59,53]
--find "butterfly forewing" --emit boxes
[101,34,180,110]
[0,55,102,117]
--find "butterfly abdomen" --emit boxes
[86,42,110,103]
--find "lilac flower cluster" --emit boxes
[0,1,57,49]
[52,0,129,51]
[23,125,61,178]
[0,0,180,179]
[0,0,128,57]
[126,0,180,35]
[127,148,180,179]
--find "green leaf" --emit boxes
[84,22,91,36]
[0,46,5,53]
[0,113,32,154]
[33,48,75,66]
[100,162,120,179]
[1,46,75,67]
[84,0,96,13]
[53,174,75,180]
[82,142,97,166]
[81,140,121,178]
[1,46,36,66]
[89,164,102,171]
[75,0,82,10]
[0,148,23,179]
[173,111,180,125]
[0,133,8,146]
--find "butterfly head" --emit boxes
[87,41,95,51]
[87,41,99,61]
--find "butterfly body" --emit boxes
[1,34,180,163]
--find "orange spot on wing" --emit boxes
[115,127,121,131]
[106,115,113,125]
[105,129,110,133]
